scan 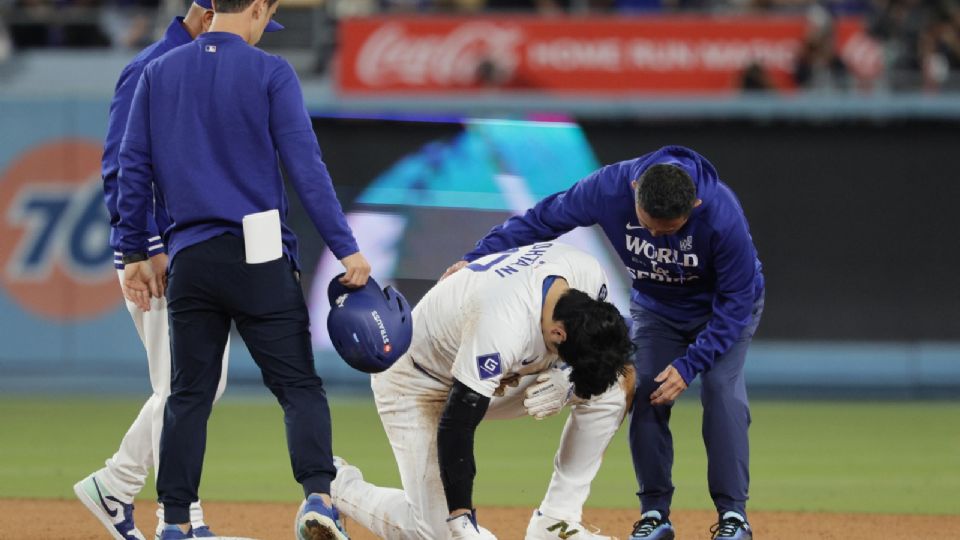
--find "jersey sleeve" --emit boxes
[450,307,528,398]
[463,163,625,262]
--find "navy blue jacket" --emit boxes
[117,31,358,268]
[465,146,764,383]
[102,17,189,267]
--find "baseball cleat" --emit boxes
[74,473,147,540]
[525,509,617,539]
[295,494,349,540]
[710,512,752,540]
[628,511,675,540]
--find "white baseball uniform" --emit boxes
[332,242,628,539]
[94,265,229,510]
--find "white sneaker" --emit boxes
[525,510,617,540]
[73,473,146,540]
[448,511,498,539]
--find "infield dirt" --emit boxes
[5,499,960,539]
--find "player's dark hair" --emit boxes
[635,164,697,220]
[553,289,632,400]
[212,0,277,14]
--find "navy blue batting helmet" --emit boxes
[326,275,413,373]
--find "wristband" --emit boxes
[121,252,149,265]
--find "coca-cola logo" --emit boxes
[356,22,523,87]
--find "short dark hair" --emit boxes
[213,0,277,14]
[553,289,632,399]
[635,164,697,220]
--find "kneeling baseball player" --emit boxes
[328,242,635,539]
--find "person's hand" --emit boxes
[523,368,573,419]
[650,364,688,406]
[440,260,468,281]
[149,252,169,298]
[122,260,159,312]
[493,374,521,397]
[339,252,371,288]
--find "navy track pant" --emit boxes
[628,295,764,519]
[156,234,334,524]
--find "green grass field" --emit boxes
[2,396,958,515]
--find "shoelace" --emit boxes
[710,518,743,538]
[632,517,661,535]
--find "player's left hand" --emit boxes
[122,261,159,312]
[523,368,573,419]
[650,364,687,405]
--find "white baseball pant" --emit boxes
[332,355,628,539]
[95,271,229,504]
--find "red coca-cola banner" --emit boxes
[337,15,881,94]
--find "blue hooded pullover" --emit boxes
[464,145,764,384]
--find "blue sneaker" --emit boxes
[629,511,675,540]
[295,494,349,540]
[157,525,193,540]
[710,512,752,540]
[73,473,146,540]
[188,525,217,538]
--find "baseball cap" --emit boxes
[193,0,285,32]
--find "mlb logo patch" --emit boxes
[205,45,217,53]
[476,353,502,380]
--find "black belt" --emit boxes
[410,358,447,385]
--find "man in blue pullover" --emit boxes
[443,146,764,540]
[74,2,262,539]
[116,0,369,538]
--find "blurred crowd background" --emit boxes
[1,0,959,93]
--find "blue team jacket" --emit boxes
[102,17,189,266]
[464,145,765,383]
[116,32,358,267]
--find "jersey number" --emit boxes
[465,248,519,272]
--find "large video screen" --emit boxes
[299,116,632,357]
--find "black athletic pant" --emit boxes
[156,234,334,524]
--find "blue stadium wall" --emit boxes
[0,97,957,397]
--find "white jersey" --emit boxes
[407,242,610,397]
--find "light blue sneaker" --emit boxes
[295,494,349,540]
[710,512,753,540]
[629,511,675,540]
[73,473,146,540]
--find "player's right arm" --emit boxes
[117,66,155,259]
[266,59,369,286]
[116,66,160,310]
[103,62,164,255]
[462,163,623,262]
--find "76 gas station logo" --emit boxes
[0,139,121,320]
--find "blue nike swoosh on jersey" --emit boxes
[520,358,537,365]
[93,478,119,518]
